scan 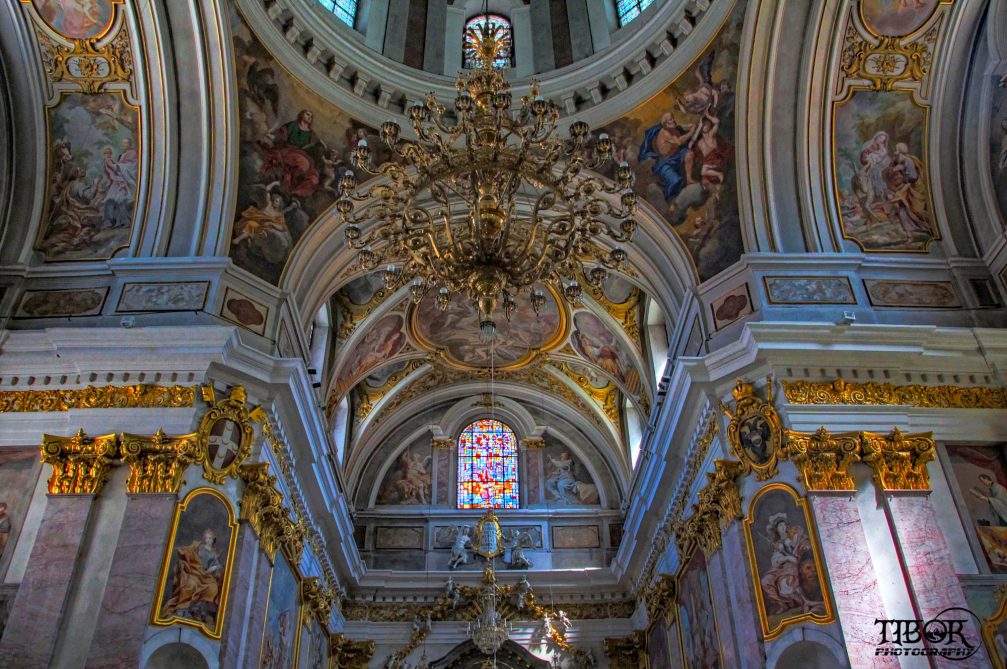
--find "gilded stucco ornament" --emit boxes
[0,384,196,412]
[41,429,118,495]
[860,428,935,491]
[840,29,932,91]
[674,459,744,556]
[197,385,254,484]
[238,462,297,560]
[603,630,647,669]
[781,379,1007,409]
[722,378,783,480]
[983,585,1007,669]
[431,437,455,449]
[643,574,676,621]
[519,437,545,450]
[34,26,133,94]
[783,427,862,492]
[301,576,335,626]
[120,429,204,494]
[473,509,504,559]
[553,360,621,424]
[330,634,375,669]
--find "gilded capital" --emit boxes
[238,462,303,561]
[520,437,545,450]
[431,437,454,450]
[783,427,861,491]
[41,429,119,495]
[644,574,676,621]
[674,459,743,556]
[301,576,335,626]
[860,428,935,491]
[121,429,205,494]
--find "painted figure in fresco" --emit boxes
[637,112,695,205]
[545,451,600,505]
[0,503,10,557]
[262,109,325,198]
[262,609,294,669]
[971,473,1007,526]
[99,145,136,229]
[161,528,224,624]
[34,0,110,38]
[448,526,472,569]
[380,449,432,505]
[758,513,824,616]
[230,189,298,250]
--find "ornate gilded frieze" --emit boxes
[431,437,454,449]
[198,386,254,484]
[860,428,935,491]
[34,25,133,94]
[41,429,118,495]
[603,630,646,669]
[0,384,196,412]
[840,28,934,91]
[781,379,1007,409]
[674,459,744,556]
[120,429,204,494]
[783,427,862,492]
[722,379,783,480]
[330,634,375,669]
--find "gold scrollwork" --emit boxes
[301,576,335,627]
[41,429,118,495]
[431,437,455,449]
[0,384,196,412]
[781,379,1007,409]
[643,573,676,621]
[519,437,545,450]
[330,633,376,669]
[350,359,424,423]
[35,26,133,94]
[580,272,643,348]
[674,460,744,557]
[860,428,935,491]
[722,378,783,480]
[238,462,303,562]
[783,428,862,492]
[120,429,205,494]
[983,587,1007,669]
[553,360,621,424]
[841,32,929,91]
[197,385,254,485]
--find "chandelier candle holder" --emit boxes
[467,565,512,655]
[336,19,638,342]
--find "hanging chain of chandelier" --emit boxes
[335,19,638,341]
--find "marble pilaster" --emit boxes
[423,0,446,74]
[364,0,391,52]
[0,495,95,668]
[566,0,593,61]
[884,495,990,669]
[707,549,740,667]
[84,494,177,669]
[511,5,534,78]
[434,447,450,506]
[236,543,273,667]
[584,0,612,51]
[720,522,763,668]
[524,449,544,505]
[220,524,264,669]
[809,495,898,669]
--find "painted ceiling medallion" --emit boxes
[409,284,566,370]
[335,19,638,340]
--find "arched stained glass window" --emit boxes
[463,14,514,69]
[317,0,357,27]
[457,419,519,509]
[616,0,655,27]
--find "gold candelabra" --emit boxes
[336,19,638,340]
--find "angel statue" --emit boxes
[504,528,533,569]
[513,576,532,609]
[443,576,461,609]
[448,525,473,570]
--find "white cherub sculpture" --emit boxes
[448,525,472,570]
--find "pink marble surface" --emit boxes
[434,449,449,506]
[84,494,176,669]
[235,541,272,668]
[0,495,94,669]
[886,495,990,669]
[810,495,897,669]
[720,522,765,668]
[220,525,263,669]
[525,451,543,504]
[708,549,740,668]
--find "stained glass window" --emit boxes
[463,14,514,70]
[317,0,357,27]
[457,419,519,509]
[616,0,655,27]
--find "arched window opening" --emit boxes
[318,0,358,27]
[463,14,514,69]
[615,0,655,27]
[457,419,519,509]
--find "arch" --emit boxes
[456,418,520,509]
[140,627,219,669]
[769,635,849,669]
[144,643,209,669]
[463,14,514,69]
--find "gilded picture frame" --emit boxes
[744,483,835,640]
[197,385,254,484]
[474,509,504,559]
[151,488,239,639]
[723,379,782,480]
[983,588,1007,669]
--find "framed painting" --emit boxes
[984,589,1007,669]
[744,483,834,639]
[260,549,303,669]
[677,549,722,669]
[944,444,1007,573]
[648,612,671,669]
[152,488,239,638]
[298,611,329,669]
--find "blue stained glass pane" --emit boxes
[317,0,357,27]
[616,0,655,27]
[456,419,519,509]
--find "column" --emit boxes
[529,0,555,73]
[0,431,116,669]
[432,437,453,506]
[423,0,447,74]
[365,0,391,52]
[443,6,465,76]
[521,438,545,506]
[566,0,593,62]
[584,0,612,52]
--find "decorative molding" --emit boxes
[783,427,862,492]
[603,630,647,669]
[41,429,118,495]
[0,384,197,412]
[330,634,375,669]
[643,573,675,621]
[34,24,133,94]
[301,576,335,627]
[860,428,935,491]
[781,379,1007,409]
[840,29,933,91]
[120,429,204,494]
[237,462,304,561]
[722,378,783,480]
[673,459,744,557]
[519,437,545,450]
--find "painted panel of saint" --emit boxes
[298,616,329,669]
[677,550,721,669]
[31,0,115,39]
[376,442,432,505]
[261,551,301,669]
[154,489,238,637]
[571,311,641,396]
[833,90,936,252]
[946,444,1007,573]
[207,418,242,471]
[744,484,833,639]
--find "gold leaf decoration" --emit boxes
[781,379,1007,409]
[0,384,196,412]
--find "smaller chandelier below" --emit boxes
[467,566,512,655]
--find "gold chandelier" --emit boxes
[336,19,638,340]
